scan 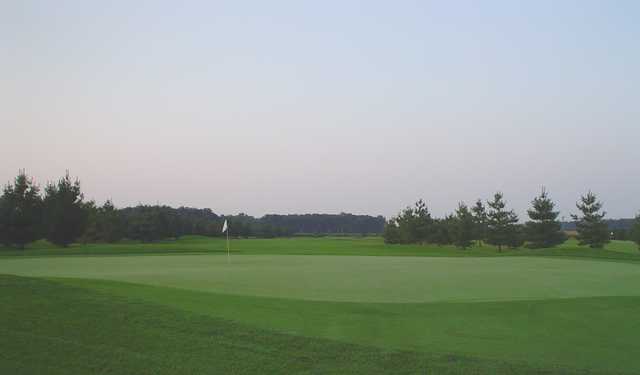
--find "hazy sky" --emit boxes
[2,1,639,219]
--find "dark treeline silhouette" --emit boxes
[562,218,636,240]
[0,171,385,248]
[385,189,639,251]
[260,214,385,235]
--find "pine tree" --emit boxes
[431,215,455,246]
[383,219,402,244]
[43,172,88,247]
[0,171,43,249]
[99,200,124,243]
[471,199,488,246]
[571,192,609,248]
[486,192,520,252]
[630,214,640,251]
[413,199,433,243]
[392,199,433,244]
[525,188,567,248]
[453,202,475,249]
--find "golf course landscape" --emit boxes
[2,236,640,374]
[5,2,640,374]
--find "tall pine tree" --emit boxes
[453,202,475,249]
[43,172,88,247]
[571,192,609,248]
[486,192,520,252]
[471,199,488,246]
[0,171,43,249]
[525,188,566,248]
[630,214,640,251]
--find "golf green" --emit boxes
[1,254,639,303]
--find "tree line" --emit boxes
[0,171,385,248]
[384,189,640,251]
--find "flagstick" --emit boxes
[226,229,230,263]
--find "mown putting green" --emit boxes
[2,255,640,302]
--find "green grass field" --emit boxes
[1,236,640,374]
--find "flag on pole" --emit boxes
[223,219,230,263]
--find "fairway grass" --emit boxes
[2,237,640,373]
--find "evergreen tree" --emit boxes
[571,192,609,248]
[80,200,99,243]
[471,199,488,246]
[629,214,640,251]
[453,202,474,249]
[525,188,566,248]
[508,224,526,248]
[393,200,433,244]
[413,199,433,243]
[0,171,43,249]
[431,215,455,246]
[43,172,88,247]
[96,200,124,243]
[383,219,402,244]
[486,192,520,252]
[0,195,6,247]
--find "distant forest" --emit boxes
[561,218,636,231]
[0,171,385,248]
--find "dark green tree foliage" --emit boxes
[122,205,175,242]
[524,188,566,248]
[471,199,488,246]
[413,200,433,242]
[260,213,385,235]
[508,224,526,248]
[453,203,475,249]
[395,205,419,243]
[485,192,520,252]
[629,215,640,250]
[98,200,125,242]
[431,215,455,246]
[571,192,609,248]
[0,195,6,246]
[611,229,628,240]
[227,214,253,238]
[382,219,401,244]
[80,201,100,243]
[387,200,434,244]
[82,200,125,243]
[0,171,43,248]
[43,173,88,247]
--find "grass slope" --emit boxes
[57,277,640,373]
[0,275,597,375]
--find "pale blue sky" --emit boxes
[1,1,639,219]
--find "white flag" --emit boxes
[222,220,228,233]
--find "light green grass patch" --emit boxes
[2,254,640,303]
